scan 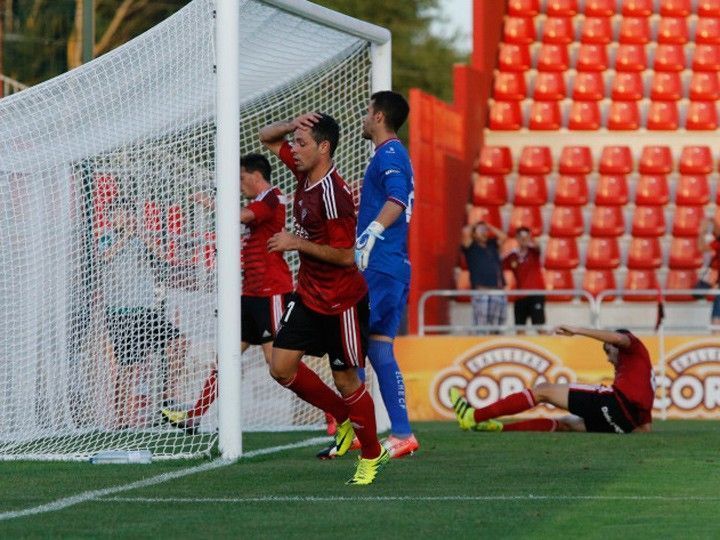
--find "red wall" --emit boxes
[407,0,505,333]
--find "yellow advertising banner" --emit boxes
[395,335,720,420]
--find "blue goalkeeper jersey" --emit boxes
[357,138,414,283]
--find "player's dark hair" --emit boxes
[515,226,531,236]
[371,91,410,132]
[309,113,340,157]
[615,328,632,335]
[241,153,271,181]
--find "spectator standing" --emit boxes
[503,226,546,333]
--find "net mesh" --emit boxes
[0,0,374,460]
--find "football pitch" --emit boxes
[0,420,717,538]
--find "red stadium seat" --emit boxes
[631,205,666,237]
[650,72,682,101]
[675,175,711,205]
[653,44,686,72]
[585,0,616,16]
[554,175,590,205]
[498,43,532,72]
[660,0,692,16]
[503,17,536,45]
[543,16,575,44]
[647,101,680,130]
[622,0,653,16]
[583,269,617,299]
[686,101,719,130]
[585,237,621,268]
[545,237,580,269]
[599,146,633,174]
[639,146,673,174]
[623,269,660,301]
[678,146,713,174]
[533,72,567,101]
[665,269,699,301]
[544,269,575,301]
[472,174,508,206]
[547,0,579,16]
[529,101,562,130]
[611,72,644,101]
[576,44,609,71]
[669,237,704,269]
[582,16,613,44]
[494,72,527,101]
[508,206,544,236]
[489,101,523,130]
[699,0,720,17]
[615,44,648,72]
[508,0,540,16]
[549,205,585,236]
[607,101,641,130]
[514,175,549,205]
[635,175,670,205]
[657,17,689,44]
[627,237,663,269]
[672,205,705,236]
[692,44,720,71]
[689,72,720,101]
[478,146,513,175]
[467,205,502,228]
[572,72,605,101]
[568,101,601,130]
[559,146,593,174]
[696,17,720,44]
[537,44,570,71]
[590,206,626,236]
[619,17,651,44]
[519,146,552,174]
[595,175,630,205]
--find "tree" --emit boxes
[313,0,466,103]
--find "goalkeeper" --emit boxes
[326,91,418,458]
[450,326,654,433]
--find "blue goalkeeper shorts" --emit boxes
[364,268,409,338]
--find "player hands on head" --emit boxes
[258,111,389,485]
[450,326,654,434]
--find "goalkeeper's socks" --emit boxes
[502,418,558,432]
[368,339,412,437]
[344,385,381,459]
[474,388,537,423]
[188,369,217,419]
[284,361,349,423]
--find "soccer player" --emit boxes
[346,90,419,458]
[260,111,389,485]
[503,226,546,333]
[161,154,294,434]
[450,326,654,433]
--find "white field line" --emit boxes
[0,436,328,522]
[99,494,720,503]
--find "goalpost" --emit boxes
[0,0,390,461]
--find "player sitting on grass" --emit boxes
[450,326,654,434]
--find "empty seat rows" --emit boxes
[495,70,720,101]
[508,0,720,19]
[504,15,720,46]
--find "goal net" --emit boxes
[0,0,385,460]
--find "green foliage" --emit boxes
[309,0,467,102]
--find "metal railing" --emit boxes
[0,74,28,97]
[418,287,720,335]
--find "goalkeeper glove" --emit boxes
[355,221,385,271]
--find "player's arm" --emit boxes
[554,326,632,348]
[267,231,354,266]
[259,113,322,156]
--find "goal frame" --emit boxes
[215,0,392,459]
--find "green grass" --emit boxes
[0,421,718,538]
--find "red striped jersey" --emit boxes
[242,186,293,296]
[279,141,367,315]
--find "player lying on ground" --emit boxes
[450,326,654,433]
